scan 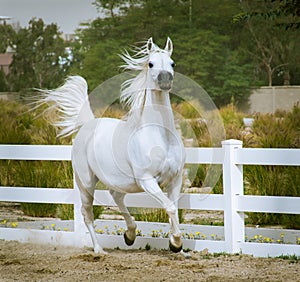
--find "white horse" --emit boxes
[38,37,185,254]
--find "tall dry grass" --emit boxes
[1,99,300,227]
[0,100,102,219]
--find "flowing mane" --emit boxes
[119,40,162,116]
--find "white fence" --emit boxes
[0,139,300,257]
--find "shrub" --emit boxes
[185,104,247,194]
[179,102,300,228]
[244,104,300,229]
[2,99,300,228]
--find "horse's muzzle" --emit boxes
[158,71,173,91]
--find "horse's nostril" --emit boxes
[158,73,162,82]
[157,72,166,81]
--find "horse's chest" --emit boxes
[154,154,181,187]
[160,156,180,176]
[128,125,184,182]
[152,145,183,184]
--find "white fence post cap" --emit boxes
[222,139,243,146]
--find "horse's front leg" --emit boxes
[138,177,182,252]
[109,190,137,246]
[166,175,183,252]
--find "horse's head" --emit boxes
[120,37,176,113]
[146,37,175,91]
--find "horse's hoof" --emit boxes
[169,240,182,253]
[124,231,135,246]
[169,235,182,253]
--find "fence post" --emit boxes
[222,139,244,254]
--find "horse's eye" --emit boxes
[149,62,154,68]
[171,62,175,68]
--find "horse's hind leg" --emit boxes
[110,190,137,246]
[75,174,106,254]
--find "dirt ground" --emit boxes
[0,203,300,281]
[0,240,299,282]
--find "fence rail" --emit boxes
[0,140,300,257]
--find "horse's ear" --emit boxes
[147,37,154,54]
[164,37,173,56]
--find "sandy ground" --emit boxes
[1,202,300,281]
[0,240,299,282]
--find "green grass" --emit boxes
[276,254,300,263]
[129,208,184,224]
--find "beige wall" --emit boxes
[240,86,300,114]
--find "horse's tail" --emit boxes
[36,76,94,137]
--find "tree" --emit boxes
[73,40,123,90]
[0,69,8,91]
[8,18,70,91]
[0,22,15,91]
[235,0,300,86]
[93,0,137,18]
[73,0,254,106]
[245,19,289,86]
[234,0,300,30]
[0,22,16,53]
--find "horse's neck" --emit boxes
[141,89,176,131]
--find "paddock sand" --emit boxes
[0,240,299,282]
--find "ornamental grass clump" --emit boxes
[244,104,300,229]
[0,100,103,220]
[1,99,300,229]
